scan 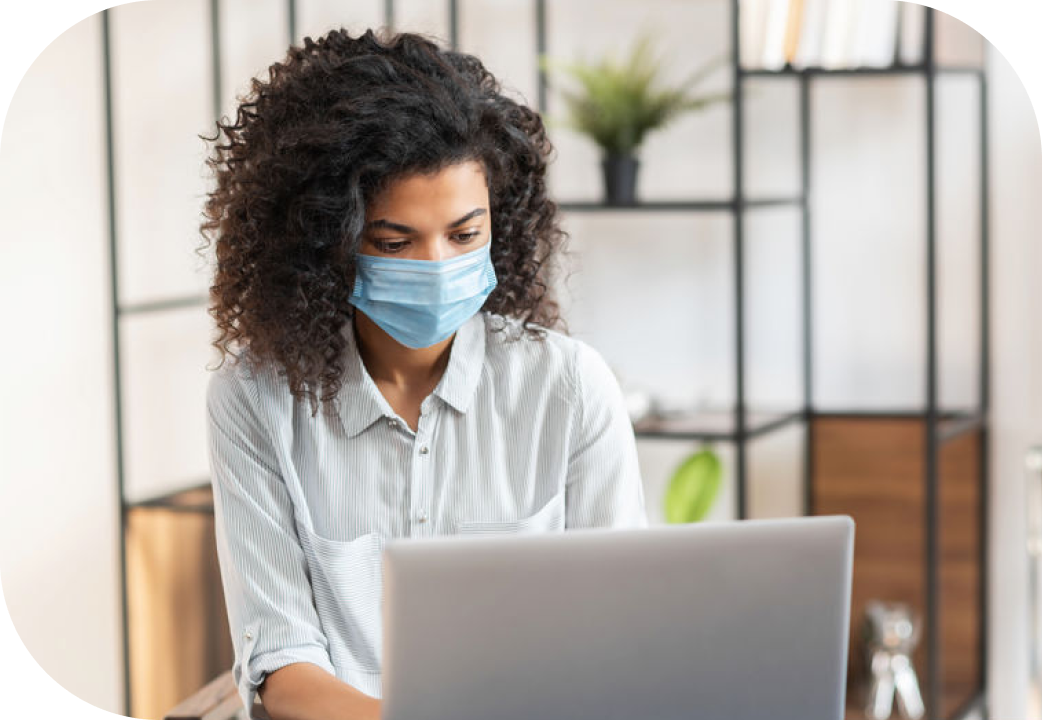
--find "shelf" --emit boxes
[126,481,213,513]
[937,411,986,443]
[556,197,802,212]
[118,293,208,317]
[632,407,986,443]
[739,63,984,78]
[633,408,805,441]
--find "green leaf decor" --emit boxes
[664,447,722,523]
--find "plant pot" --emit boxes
[601,152,640,206]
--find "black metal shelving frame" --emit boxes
[102,1,989,718]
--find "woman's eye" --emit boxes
[375,232,479,255]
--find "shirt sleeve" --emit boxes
[565,339,649,529]
[206,360,337,714]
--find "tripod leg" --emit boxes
[892,654,925,720]
[866,650,897,720]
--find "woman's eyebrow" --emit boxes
[365,208,486,233]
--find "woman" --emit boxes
[200,26,647,720]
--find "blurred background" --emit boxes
[0,1,1038,719]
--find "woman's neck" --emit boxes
[351,311,453,392]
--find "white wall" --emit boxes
[0,10,121,712]
[0,1,1037,717]
[985,42,1042,720]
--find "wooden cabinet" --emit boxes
[812,416,983,720]
[126,485,232,720]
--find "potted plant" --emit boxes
[539,31,731,205]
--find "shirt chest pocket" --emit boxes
[455,489,566,535]
[299,527,385,675]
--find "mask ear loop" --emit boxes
[350,271,364,298]
[484,257,497,288]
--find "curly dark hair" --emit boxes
[197,26,570,416]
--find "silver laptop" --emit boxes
[381,514,855,720]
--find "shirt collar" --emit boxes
[335,311,487,438]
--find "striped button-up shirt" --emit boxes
[206,309,648,712]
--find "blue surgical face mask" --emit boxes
[348,234,498,349]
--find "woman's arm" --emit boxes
[564,339,649,528]
[259,662,381,720]
[207,361,377,716]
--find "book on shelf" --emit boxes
[861,0,900,68]
[897,1,926,66]
[740,0,920,71]
[759,0,794,70]
[819,0,857,69]
[791,0,828,69]
[740,0,771,69]
[850,0,875,66]
[782,0,805,64]
[848,0,900,68]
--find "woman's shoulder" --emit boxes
[480,312,622,404]
[480,312,598,396]
[482,311,581,361]
[206,349,290,423]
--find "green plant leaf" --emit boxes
[664,447,723,523]
[537,29,732,155]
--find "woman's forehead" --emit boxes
[367,161,489,222]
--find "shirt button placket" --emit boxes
[412,409,435,536]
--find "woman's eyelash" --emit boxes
[373,232,481,254]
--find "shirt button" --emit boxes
[419,445,429,455]
[244,631,252,640]
[387,419,396,428]
[417,509,429,523]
